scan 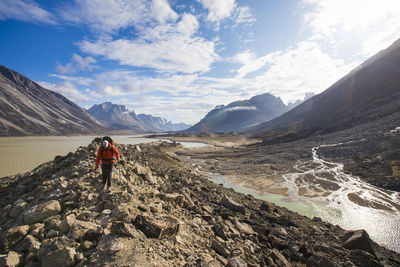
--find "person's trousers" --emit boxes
[101,163,113,187]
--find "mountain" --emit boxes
[251,39,400,144]
[137,114,191,132]
[0,65,106,136]
[87,102,191,132]
[185,93,289,133]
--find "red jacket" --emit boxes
[95,145,120,169]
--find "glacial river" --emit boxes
[208,142,400,253]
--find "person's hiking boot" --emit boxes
[107,186,112,193]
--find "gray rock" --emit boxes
[41,247,76,267]
[133,215,180,239]
[211,239,230,258]
[234,220,254,235]
[68,220,103,241]
[9,200,28,218]
[109,240,124,254]
[46,229,59,238]
[24,200,61,225]
[134,164,157,184]
[14,235,41,253]
[3,225,29,250]
[111,222,139,238]
[221,195,245,213]
[59,214,76,233]
[343,230,378,257]
[28,223,45,239]
[111,206,129,221]
[268,249,291,267]
[227,256,248,267]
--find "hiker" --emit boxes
[95,137,120,192]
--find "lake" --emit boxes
[0,135,202,178]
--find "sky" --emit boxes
[0,0,400,124]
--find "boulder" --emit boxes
[3,225,29,250]
[59,214,76,233]
[342,230,377,257]
[29,223,45,239]
[221,195,245,213]
[9,200,27,218]
[133,165,157,184]
[68,220,103,241]
[111,222,140,238]
[109,240,124,254]
[234,220,254,235]
[133,215,180,239]
[228,256,248,267]
[111,206,129,221]
[211,239,230,258]
[24,200,61,225]
[41,247,76,267]
[0,251,23,267]
[14,235,41,253]
[268,249,291,267]
[212,223,228,240]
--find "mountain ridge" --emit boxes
[185,92,313,133]
[0,65,106,136]
[87,102,191,133]
[250,38,400,144]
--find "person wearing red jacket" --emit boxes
[95,139,120,192]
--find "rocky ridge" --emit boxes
[0,140,399,266]
[0,65,106,136]
[87,102,191,132]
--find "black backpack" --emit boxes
[102,136,115,146]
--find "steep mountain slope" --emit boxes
[87,102,147,132]
[186,93,288,133]
[87,102,191,132]
[251,39,400,144]
[0,65,106,136]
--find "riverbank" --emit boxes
[156,129,400,253]
[1,140,399,266]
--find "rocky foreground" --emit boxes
[1,140,400,267]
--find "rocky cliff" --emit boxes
[186,93,288,133]
[0,65,106,136]
[87,102,191,133]
[0,140,399,266]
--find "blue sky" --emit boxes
[1,0,400,124]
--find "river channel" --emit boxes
[208,142,400,253]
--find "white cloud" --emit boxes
[197,0,236,23]
[251,41,359,103]
[302,0,400,57]
[56,54,97,74]
[60,0,149,33]
[0,0,56,24]
[38,81,92,103]
[231,50,281,78]
[151,0,178,24]
[50,74,94,86]
[79,14,219,73]
[233,6,255,27]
